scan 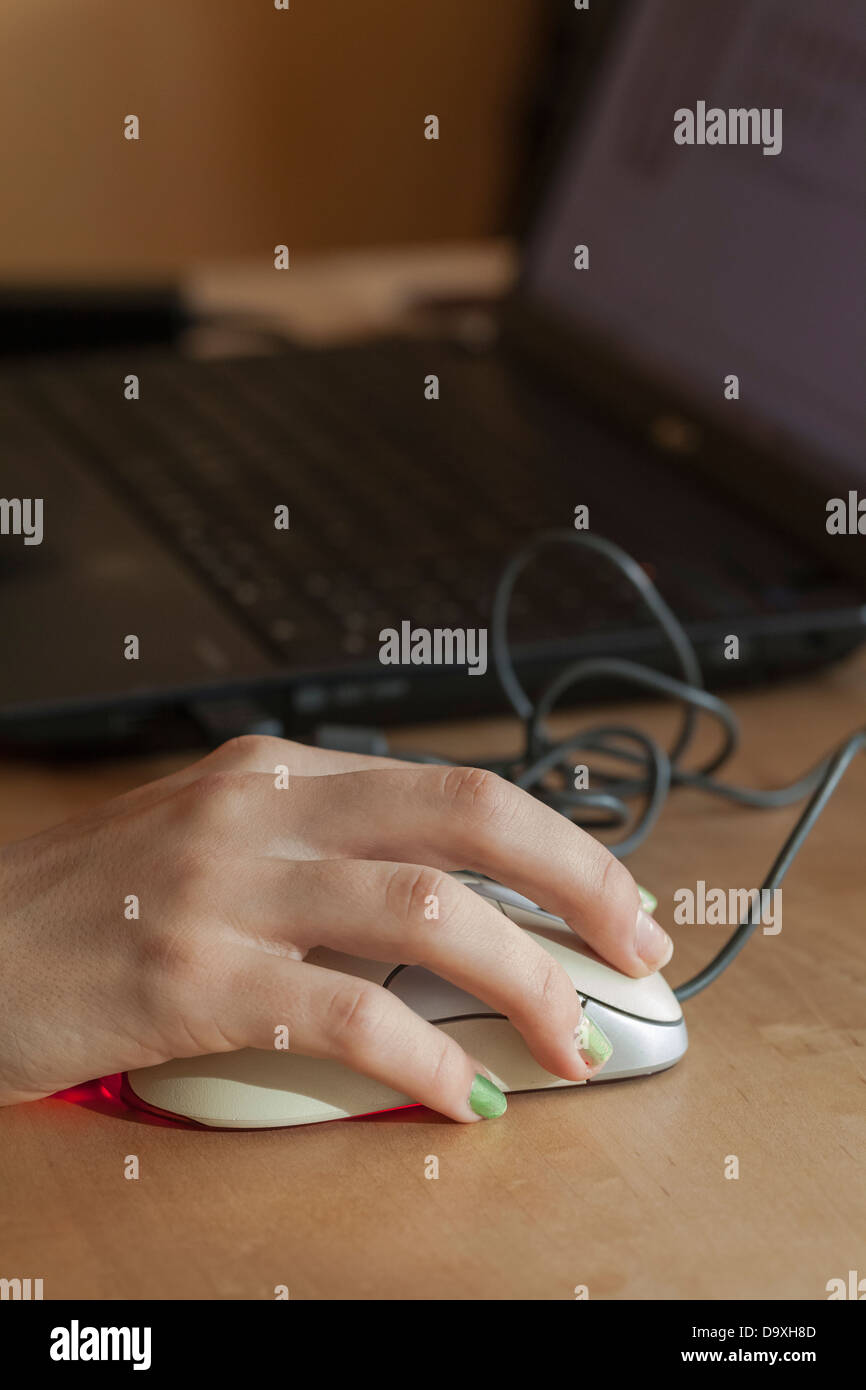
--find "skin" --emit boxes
[0,736,673,1121]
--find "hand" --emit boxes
[0,736,673,1120]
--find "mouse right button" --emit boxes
[502,905,683,1024]
[583,1000,688,1080]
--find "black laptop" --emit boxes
[1,0,864,753]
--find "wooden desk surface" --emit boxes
[1,652,864,1301]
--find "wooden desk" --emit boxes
[1,652,864,1300]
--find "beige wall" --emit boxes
[0,0,544,281]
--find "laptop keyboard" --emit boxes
[5,342,854,670]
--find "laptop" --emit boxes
[1,0,864,753]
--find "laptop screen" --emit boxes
[523,0,865,475]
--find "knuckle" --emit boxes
[384,864,451,927]
[427,1032,461,1095]
[178,770,256,826]
[526,952,570,1013]
[596,849,636,916]
[168,845,225,915]
[134,854,230,1001]
[440,765,512,828]
[138,925,200,981]
[210,733,286,767]
[326,982,388,1061]
[134,920,210,1013]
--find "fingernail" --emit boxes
[574,1015,613,1070]
[469,1073,508,1119]
[638,884,658,914]
[635,909,674,970]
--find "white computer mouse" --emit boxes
[124,873,687,1128]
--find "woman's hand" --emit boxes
[0,736,672,1120]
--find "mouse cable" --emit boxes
[672,727,865,999]
[379,529,865,1001]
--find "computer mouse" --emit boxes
[124,873,687,1128]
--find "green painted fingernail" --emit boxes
[575,1015,614,1069]
[638,884,658,914]
[469,1073,507,1118]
